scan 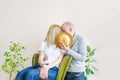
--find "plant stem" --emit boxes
[9,63,13,80]
[9,70,12,80]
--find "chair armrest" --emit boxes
[56,55,72,80]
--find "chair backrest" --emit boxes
[32,53,39,66]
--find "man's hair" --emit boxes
[62,21,74,29]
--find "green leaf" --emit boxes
[91,70,94,74]
[86,68,91,75]
[4,52,10,57]
[89,49,95,56]
[22,46,25,49]
[87,45,91,52]
[10,47,15,51]
[20,57,23,60]
[1,64,9,73]
[23,58,26,61]
[84,76,87,80]
[85,59,90,62]
[5,58,10,62]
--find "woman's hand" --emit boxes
[40,67,46,79]
[43,65,49,78]
[40,65,49,79]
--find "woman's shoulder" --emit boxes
[40,41,46,45]
[39,41,47,50]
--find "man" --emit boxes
[59,21,87,80]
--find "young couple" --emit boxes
[15,21,87,80]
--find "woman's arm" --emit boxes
[38,51,47,79]
[38,51,45,66]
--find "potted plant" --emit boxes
[84,46,98,80]
[1,42,28,80]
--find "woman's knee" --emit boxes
[15,72,24,80]
[26,70,36,76]
[25,69,40,79]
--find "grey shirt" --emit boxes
[65,33,87,72]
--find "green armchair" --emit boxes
[32,53,39,66]
[32,53,72,80]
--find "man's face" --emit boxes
[61,26,70,34]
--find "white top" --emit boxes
[38,41,62,65]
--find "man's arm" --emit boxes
[67,38,87,61]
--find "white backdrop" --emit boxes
[0,0,120,80]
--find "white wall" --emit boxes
[0,0,120,80]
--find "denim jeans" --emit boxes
[64,72,84,80]
[15,64,58,80]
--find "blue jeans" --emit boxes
[64,72,84,80]
[15,64,58,80]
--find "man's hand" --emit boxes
[59,42,70,52]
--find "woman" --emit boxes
[16,24,64,80]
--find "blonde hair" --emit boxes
[45,24,61,47]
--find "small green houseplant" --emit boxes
[84,46,98,80]
[1,42,28,80]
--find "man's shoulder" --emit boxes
[75,33,86,41]
[74,33,87,45]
